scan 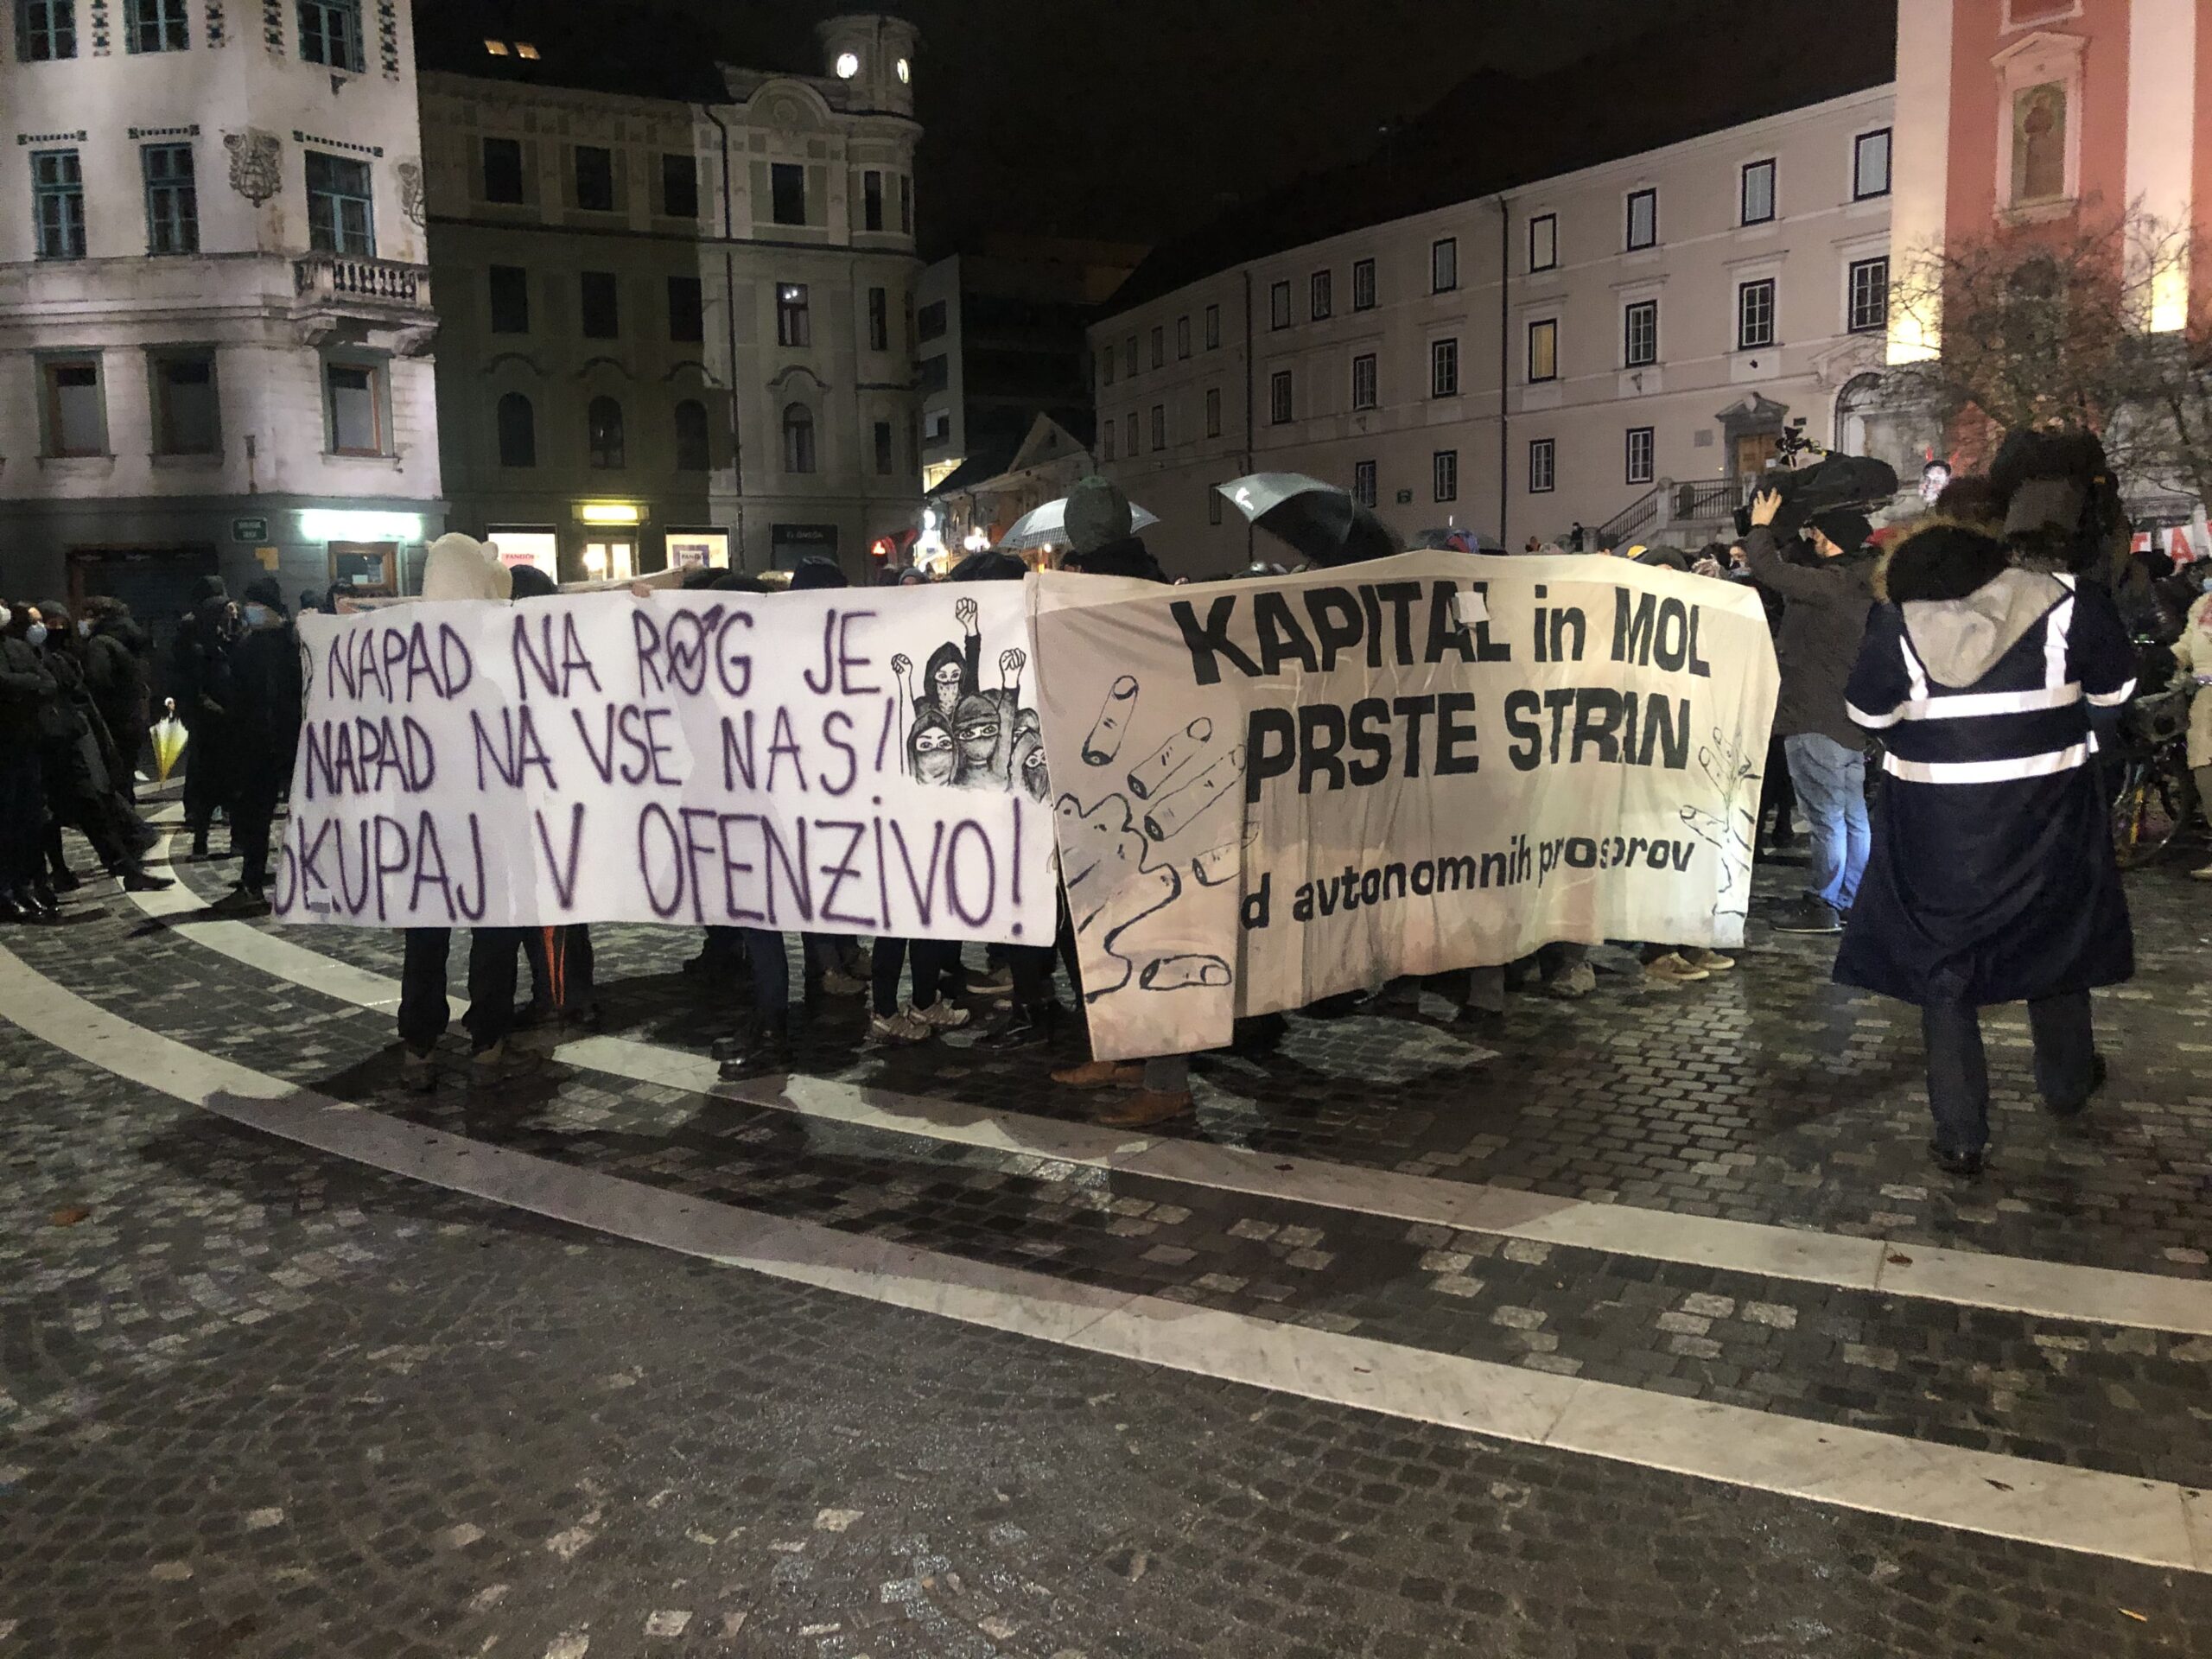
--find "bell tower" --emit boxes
[816,14,919,119]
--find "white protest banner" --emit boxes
[1029,552,1779,1062]
[272,584,1057,944]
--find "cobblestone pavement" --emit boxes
[3,817,2212,1656]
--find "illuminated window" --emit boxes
[777,283,810,347]
[1527,318,1558,383]
[484,38,508,54]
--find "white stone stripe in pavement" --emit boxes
[1,941,2204,1576]
[118,856,2212,1339]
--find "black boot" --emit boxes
[982,1000,1064,1050]
[28,879,60,912]
[716,1012,791,1080]
[48,865,81,893]
[190,825,209,860]
[17,884,59,919]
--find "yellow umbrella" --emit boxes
[149,698,189,784]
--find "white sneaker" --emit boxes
[2194,863,2212,882]
[913,1000,971,1031]
[869,1008,931,1046]
[1682,947,1736,973]
[1643,952,1713,987]
[1547,961,1598,1000]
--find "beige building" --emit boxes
[423,14,923,582]
[1094,86,1910,575]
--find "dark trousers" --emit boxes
[1759,734,1797,840]
[0,747,44,893]
[1009,902,1083,1010]
[398,926,522,1055]
[181,720,228,832]
[746,929,791,1015]
[1921,989,2095,1155]
[523,925,596,1014]
[232,765,285,891]
[873,937,954,1013]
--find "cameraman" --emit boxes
[1734,490,1880,934]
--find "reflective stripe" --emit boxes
[1892,684,2083,721]
[2044,595,2075,691]
[1901,636,1929,703]
[1882,742,2092,785]
[1847,700,1904,730]
[2085,677,2139,709]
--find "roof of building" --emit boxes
[1100,0,1897,320]
[414,0,748,103]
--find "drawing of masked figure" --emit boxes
[910,594,982,721]
[1012,709,1049,803]
[909,704,958,785]
[953,647,1030,790]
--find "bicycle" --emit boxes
[2109,683,2195,868]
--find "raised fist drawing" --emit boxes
[954,596,979,632]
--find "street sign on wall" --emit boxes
[232,516,270,543]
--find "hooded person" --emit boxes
[1734,491,1882,933]
[173,575,236,857]
[219,577,302,909]
[1837,519,2137,1177]
[79,596,153,799]
[787,556,849,592]
[1061,475,1167,582]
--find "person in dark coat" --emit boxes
[80,597,154,801]
[221,578,302,908]
[173,577,237,858]
[1735,490,1881,933]
[29,601,168,896]
[0,601,60,921]
[1837,520,2137,1177]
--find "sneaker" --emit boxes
[1642,952,1712,987]
[2194,863,2212,882]
[869,1008,932,1046]
[1051,1058,1145,1090]
[980,1001,1065,1050]
[1096,1090,1193,1129]
[1682,947,1735,973]
[123,870,176,894]
[912,1000,971,1032]
[1771,899,1843,936]
[967,962,1014,995]
[468,1039,538,1088]
[400,1048,436,1093]
[818,969,868,997]
[1545,961,1597,1001]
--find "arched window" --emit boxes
[496,391,536,468]
[782,402,816,474]
[588,395,625,470]
[674,398,710,473]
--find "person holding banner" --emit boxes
[1838,519,2135,1177]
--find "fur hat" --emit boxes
[1875,518,2011,604]
[1065,475,1134,555]
[421,532,513,602]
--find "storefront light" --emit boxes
[577,502,644,525]
[300,510,424,543]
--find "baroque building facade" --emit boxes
[0,0,442,613]
[422,14,924,582]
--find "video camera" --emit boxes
[1732,419,1899,539]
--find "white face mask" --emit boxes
[24,622,48,649]
[243,603,273,628]
[0,607,10,631]
[77,619,92,639]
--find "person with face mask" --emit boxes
[29,601,169,897]
[219,578,302,910]
[0,601,61,922]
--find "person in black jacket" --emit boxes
[0,601,60,922]
[173,578,237,858]
[29,601,168,896]
[1735,490,1881,934]
[80,597,153,803]
[1840,519,2136,1177]
[220,578,302,909]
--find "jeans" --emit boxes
[1783,734,1870,912]
[398,927,522,1055]
[1921,989,2094,1156]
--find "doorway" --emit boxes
[330,542,399,597]
[581,540,635,582]
[1733,430,1782,484]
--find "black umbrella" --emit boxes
[1217,473,1402,568]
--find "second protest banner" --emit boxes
[1029,552,1780,1061]
[273,582,1058,943]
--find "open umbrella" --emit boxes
[1217,474,1401,567]
[149,698,188,784]
[1411,527,1506,554]
[998,494,1160,551]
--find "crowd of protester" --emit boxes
[7,427,2203,1178]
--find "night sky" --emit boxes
[447,0,1691,258]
